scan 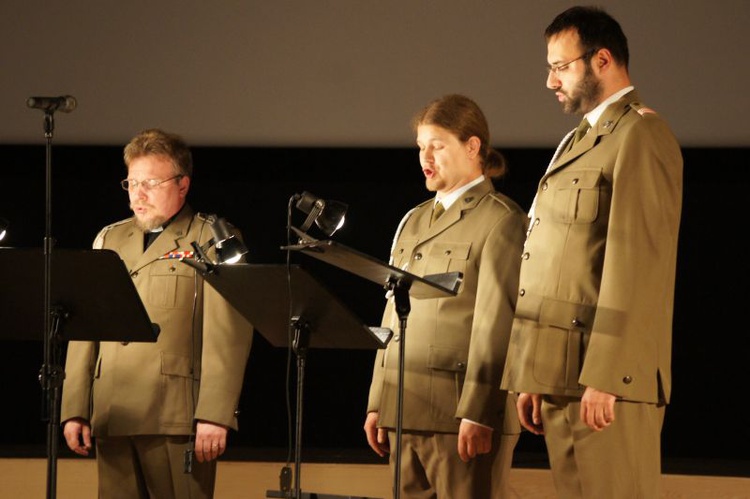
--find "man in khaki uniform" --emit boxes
[61,129,253,499]
[501,7,683,498]
[365,95,526,498]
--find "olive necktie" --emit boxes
[430,201,445,226]
[571,118,591,147]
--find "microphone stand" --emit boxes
[36,108,65,499]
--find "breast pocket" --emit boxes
[147,261,196,309]
[551,169,602,224]
[424,241,471,276]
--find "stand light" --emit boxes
[182,214,248,274]
[294,191,347,238]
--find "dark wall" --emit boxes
[1,145,748,474]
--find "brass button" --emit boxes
[522,252,530,260]
[622,376,633,384]
[519,289,526,297]
[456,362,466,370]
[120,342,129,346]
[131,271,138,278]
[444,249,452,256]
[534,218,540,226]
[414,253,423,260]
[169,266,176,272]
[572,178,579,185]
[542,182,549,191]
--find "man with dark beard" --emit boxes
[61,129,253,498]
[501,6,683,499]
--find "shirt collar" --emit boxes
[583,85,634,127]
[436,175,485,210]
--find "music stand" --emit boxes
[196,263,391,499]
[0,247,158,499]
[285,238,461,499]
[0,247,159,342]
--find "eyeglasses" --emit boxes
[120,175,183,191]
[546,49,596,76]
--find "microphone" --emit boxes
[26,95,77,113]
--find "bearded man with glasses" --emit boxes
[61,128,253,499]
[501,6,683,498]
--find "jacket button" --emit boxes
[414,253,423,260]
[534,218,540,226]
[456,362,466,370]
[572,178,579,185]
[542,182,548,191]
[234,410,241,417]
[522,252,530,260]
[169,266,176,272]
[571,317,582,327]
[519,289,526,297]
[622,376,633,384]
[131,271,138,278]
[444,249,452,256]
[120,342,129,346]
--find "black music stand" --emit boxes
[196,263,391,499]
[0,247,159,342]
[284,238,461,499]
[0,247,158,499]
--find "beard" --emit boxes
[561,65,602,114]
[130,202,168,232]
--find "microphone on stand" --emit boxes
[26,95,77,113]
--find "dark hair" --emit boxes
[411,94,507,179]
[123,128,193,178]
[545,6,629,69]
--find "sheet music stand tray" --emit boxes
[0,247,159,342]
[0,247,158,499]
[285,237,461,499]
[197,263,391,499]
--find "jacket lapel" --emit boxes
[131,205,194,274]
[548,90,640,175]
[417,179,492,244]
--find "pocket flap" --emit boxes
[160,352,193,378]
[428,242,471,260]
[427,345,468,372]
[555,169,602,190]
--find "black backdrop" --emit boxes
[1,144,748,476]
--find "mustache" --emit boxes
[130,201,153,211]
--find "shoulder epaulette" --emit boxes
[488,192,514,211]
[630,101,658,117]
[93,217,132,249]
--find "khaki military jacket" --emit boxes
[61,206,253,436]
[502,91,683,404]
[367,178,527,433]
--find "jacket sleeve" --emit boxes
[456,208,526,425]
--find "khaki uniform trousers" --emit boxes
[96,435,216,499]
[542,395,665,499]
[387,430,519,498]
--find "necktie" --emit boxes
[571,118,591,147]
[430,201,445,226]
